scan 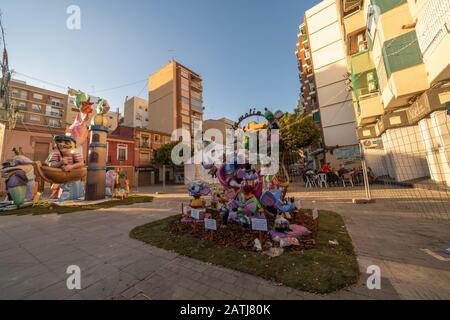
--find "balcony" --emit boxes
[357,125,378,140]
[46,111,62,118]
[191,81,202,91]
[351,50,374,75]
[358,93,384,125]
[407,85,449,124]
[375,109,410,136]
[343,6,365,36]
[140,142,151,149]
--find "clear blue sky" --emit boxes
[1,0,317,120]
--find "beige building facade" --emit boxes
[148,60,204,135]
[123,96,149,129]
[304,0,360,166]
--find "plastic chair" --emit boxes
[342,173,354,187]
[305,175,316,188]
[317,173,328,188]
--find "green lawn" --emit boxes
[130,209,359,294]
[0,195,154,216]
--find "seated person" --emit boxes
[338,164,349,177]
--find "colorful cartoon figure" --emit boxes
[1,150,37,209]
[105,168,117,197]
[45,135,85,201]
[188,180,211,208]
[263,108,284,130]
[113,168,130,200]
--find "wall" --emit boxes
[381,125,429,182]
[148,62,176,135]
[306,0,358,150]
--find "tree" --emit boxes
[152,142,178,166]
[278,113,321,181]
[279,113,321,151]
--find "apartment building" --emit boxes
[295,23,321,126]
[203,118,236,139]
[339,0,450,184]
[0,80,67,162]
[123,96,149,129]
[148,60,204,136]
[304,0,360,166]
[295,20,326,169]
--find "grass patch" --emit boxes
[0,195,154,216]
[130,209,359,294]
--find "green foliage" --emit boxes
[153,141,179,166]
[279,113,321,151]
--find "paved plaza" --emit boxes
[0,186,449,300]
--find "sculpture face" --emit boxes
[56,139,76,154]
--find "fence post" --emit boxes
[359,142,372,201]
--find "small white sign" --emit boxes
[204,218,217,231]
[312,208,319,220]
[296,199,303,209]
[191,209,201,220]
[251,218,268,232]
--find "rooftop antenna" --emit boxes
[168,49,175,61]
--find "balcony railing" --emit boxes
[46,111,62,117]
[191,81,202,90]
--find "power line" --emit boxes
[13,70,147,96]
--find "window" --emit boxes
[17,102,27,110]
[117,144,128,161]
[19,91,27,99]
[32,104,41,111]
[48,119,60,127]
[69,97,76,105]
[46,106,61,117]
[181,71,189,79]
[141,135,150,148]
[182,97,190,105]
[154,135,160,143]
[33,93,43,100]
[29,114,41,122]
[50,98,61,107]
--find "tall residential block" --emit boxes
[304,0,360,165]
[148,60,204,135]
[123,96,149,129]
[338,0,450,184]
[295,22,321,126]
